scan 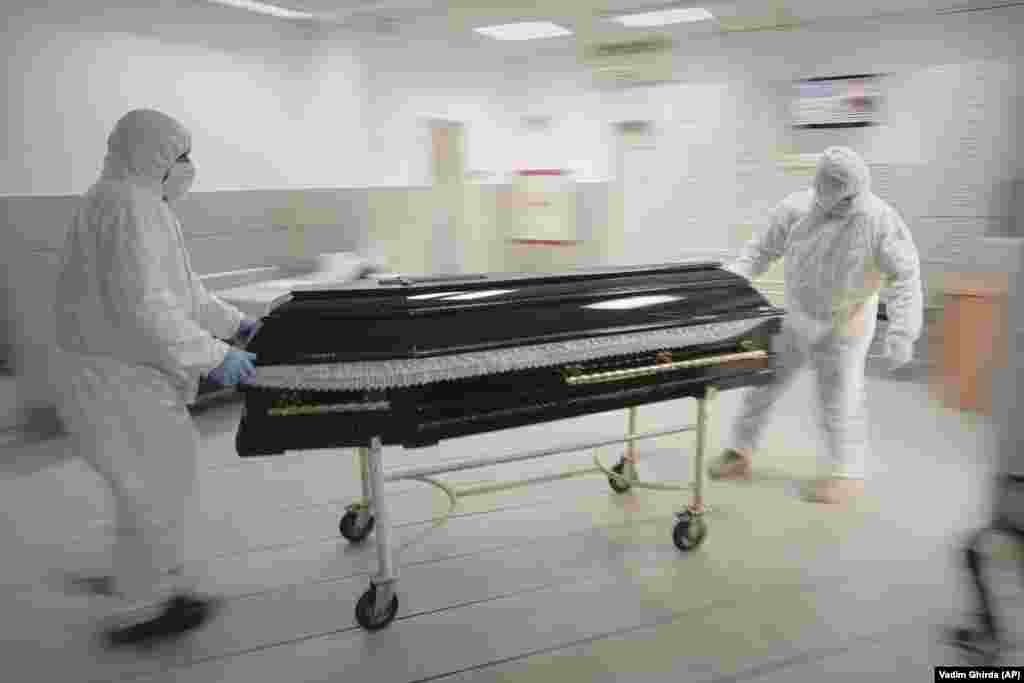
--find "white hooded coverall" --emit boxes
[54,110,244,602]
[726,147,923,479]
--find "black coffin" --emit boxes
[236,262,784,455]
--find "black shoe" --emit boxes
[946,625,1002,664]
[104,594,218,648]
[67,574,119,597]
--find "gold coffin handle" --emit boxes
[564,350,768,386]
[268,400,391,417]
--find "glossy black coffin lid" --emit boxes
[246,262,784,365]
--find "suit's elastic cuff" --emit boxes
[884,328,915,343]
[206,339,233,374]
[210,304,244,341]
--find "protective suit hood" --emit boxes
[812,146,871,215]
[100,109,191,195]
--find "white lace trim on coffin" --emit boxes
[250,318,766,391]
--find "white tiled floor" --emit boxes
[0,370,1012,682]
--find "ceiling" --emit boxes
[266,0,1017,40]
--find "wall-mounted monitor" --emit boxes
[791,74,885,129]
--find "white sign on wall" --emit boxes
[510,170,576,243]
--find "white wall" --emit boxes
[0,1,374,423]
[4,3,1020,197]
[347,4,1019,217]
[294,31,372,188]
[2,1,369,196]
[357,38,526,186]
[355,39,619,185]
[360,5,1022,269]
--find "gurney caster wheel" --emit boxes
[339,509,375,543]
[672,513,707,551]
[608,459,632,494]
[355,584,399,631]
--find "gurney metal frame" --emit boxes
[341,386,719,630]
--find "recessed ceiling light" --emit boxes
[474,22,573,41]
[610,7,714,27]
[205,0,314,20]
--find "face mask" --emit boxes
[815,194,856,219]
[163,160,195,201]
[813,172,855,216]
[829,196,854,215]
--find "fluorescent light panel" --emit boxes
[474,22,572,41]
[206,0,314,20]
[611,7,713,27]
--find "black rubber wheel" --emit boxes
[355,585,399,631]
[672,514,707,551]
[339,510,375,543]
[608,459,632,494]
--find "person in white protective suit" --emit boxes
[53,109,261,647]
[709,146,923,504]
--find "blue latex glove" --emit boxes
[236,318,260,345]
[207,349,257,387]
